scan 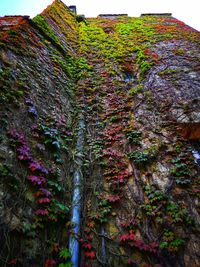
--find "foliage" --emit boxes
[136,49,153,78]
[58,263,72,267]
[128,150,149,165]
[166,202,194,225]
[128,85,143,95]
[0,66,26,104]
[160,230,185,252]
[144,184,166,203]
[126,130,142,145]
[51,54,77,79]
[33,15,61,45]
[1,3,199,266]
[120,230,158,253]
[171,157,192,186]
[59,248,71,259]
[91,197,112,223]
[0,163,20,191]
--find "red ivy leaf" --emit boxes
[9,258,17,265]
[37,197,51,204]
[45,259,56,267]
[120,230,136,242]
[35,209,49,216]
[84,251,96,259]
[106,195,120,203]
[82,243,92,250]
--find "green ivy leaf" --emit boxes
[59,248,71,259]
[56,203,70,213]
[48,180,62,192]
[160,241,168,249]
[58,263,72,267]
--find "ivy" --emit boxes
[166,202,194,225]
[171,157,193,186]
[136,49,154,79]
[128,150,149,165]
[126,130,142,145]
[51,54,77,79]
[1,3,199,266]
[0,163,20,191]
[59,248,71,259]
[0,66,26,104]
[160,230,185,252]
[128,85,143,95]
[58,263,72,267]
[33,15,61,45]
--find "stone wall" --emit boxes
[0,1,200,266]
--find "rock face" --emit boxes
[0,1,200,266]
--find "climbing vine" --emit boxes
[0,1,199,266]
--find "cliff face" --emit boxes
[0,1,200,267]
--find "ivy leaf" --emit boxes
[48,180,62,192]
[84,251,96,259]
[159,241,168,249]
[35,209,49,216]
[58,263,72,267]
[37,197,51,204]
[59,248,71,259]
[56,203,70,213]
[45,259,56,267]
[27,175,46,185]
[52,140,61,149]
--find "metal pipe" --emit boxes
[69,115,85,267]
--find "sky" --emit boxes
[0,0,199,31]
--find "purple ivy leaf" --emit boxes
[9,129,25,143]
[31,124,38,130]
[17,144,31,161]
[27,175,46,185]
[28,106,38,117]
[39,188,52,197]
[29,161,48,174]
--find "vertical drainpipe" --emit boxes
[69,114,85,267]
[101,226,107,265]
